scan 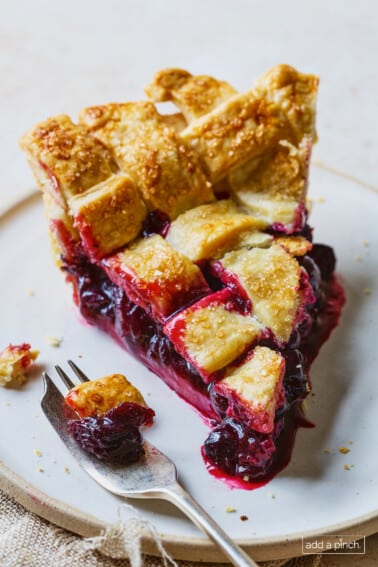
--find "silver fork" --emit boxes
[41,362,259,567]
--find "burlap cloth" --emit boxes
[2,489,377,567]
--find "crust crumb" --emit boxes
[0,344,39,387]
[338,447,350,454]
[45,336,63,347]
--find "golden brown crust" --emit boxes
[229,137,310,202]
[19,115,116,205]
[228,137,311,227]
[145,68,237,122]
[117,234,203,287]
[275,235,313,256]
[144,68,192,101]
[21,64,318,236]
[166,199,268,261]
[220,244,303,343]
[182,306,262,375]
[164,296,264,378]
[69,174,147,259]
[253,64,319,142]
[225,230,274,252]
[180,90,287,182]
[65,373,147,418]
[160,112,188,133]
[102,235,209,320]
[177,64,318,228]
[217,346,285,433]
[79,102,214,219]
[179,64,318,184]
[223,64,319,229]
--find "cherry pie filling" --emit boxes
[68,401,155,464]
[62,229,344,485]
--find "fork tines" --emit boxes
[53,360,90,391]
[67,360,90,383]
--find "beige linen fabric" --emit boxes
[0,489,335,567]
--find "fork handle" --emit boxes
[162,482,259,567]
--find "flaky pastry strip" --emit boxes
[79,101,214,219]
[20,115,116,207]
[180,65,318,184]
[145,68,236,122]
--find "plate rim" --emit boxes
[1,169,377,562]
[2,458,378,562]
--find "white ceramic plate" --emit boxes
[0,166,377,562]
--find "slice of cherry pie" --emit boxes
[20,64,345,486]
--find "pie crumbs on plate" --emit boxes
[0,343,39,386]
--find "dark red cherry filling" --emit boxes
[299,255,321,298]
[141,209,171,238]
[308,244,336,281]
[203,416,283,481]
[62,243,344,484]
[299,223,313,242]
[106,401,155,427]
[281,349,309,408]
[68,402,155,463]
